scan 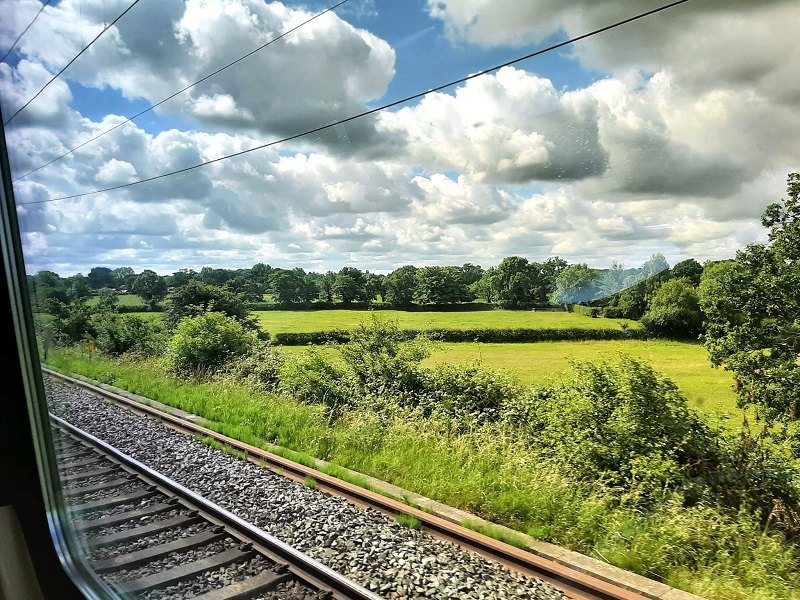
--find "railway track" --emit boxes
[46,368,654,600]
[51,415,381,600]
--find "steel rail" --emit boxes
[45,367,648,600]
[50,413,382,600]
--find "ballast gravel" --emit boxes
[48,379,568,600]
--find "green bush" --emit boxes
[272,327,645,346]
[279,349,352,414]
[339,317,429,405]
[423,362,522,421]
[168,312,257,374]
[224,342,285,391]
[92,313,166,356]
[642,278,704,339]
[572,305,601,318]
[514,355,720,503]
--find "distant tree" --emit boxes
[699,173,800,420]
[87,267,115,290]
[169,269,198,288]
[112,267,136,290]
[641,278,704,339]
[318,271,336,302]
[199,266,235,286]
[458,263,484,287]
[538,257,568,301]
[271,271,307,305]
[414,266,469,304]
[599,261,627,299]
[65,274,91,301]
[642,253,670,279]
[671,258,704,286]
[470,268,496,303]
[384,266,418,306]
[133,270,168,309]
[333,267,366,304]
[364,272,385,302]
[551,264,600,305]
[31,271,68,306]
[165,281,255,329]
[225,275,263,302]
[492,256,536,309]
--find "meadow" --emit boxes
[253,309,640,335]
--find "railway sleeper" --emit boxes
[89,513,205,547]
[78,502,181,533]
[114,546,256,594]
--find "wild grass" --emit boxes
[395,514,421,529]
[46,348,800,600]
[87,293,151,307]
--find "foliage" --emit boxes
[224,342,284,391]
[671,258,704,287]
[91,312,165,356]
[507,356,719,503]
[551,264,600,305]
[279,349,352,414]
[87,266,115,290]
[168,312,257,374]
[424,362,521,421]
[699,173,800,420]
[164,281,257,329]
[30,270,68,307]
[339,316,429,404]
[642,278,704,339]
[271,270,318,305]
[384,265,418,306]
[45,299,97,344]
[572,304,600,318]
[414,266,470,304]
[272,327,644,346]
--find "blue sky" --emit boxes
[1,0,797,275]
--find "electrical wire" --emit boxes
[1,0,53,65]
[4,0,144,126]
[13,0,352,183]
[19,0,690,206]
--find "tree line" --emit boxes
[27,253,705,312]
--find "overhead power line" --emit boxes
[1,0,53,65]
[13,0,352,183]
[4,0,144,126]
[20,0,690,207]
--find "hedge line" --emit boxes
[249,301,507,312]
[572,304,601,318]
[117,305,163,313]
[273,327,646,346]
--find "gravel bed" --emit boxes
[78,493,160,520]
[61,472,125,490]
[81,508,184,541]
[105,538,240,583]
[49,379,568,600]
[252,580,329,600]
[143,555,273,600]
[87,523,212,561]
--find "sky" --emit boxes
[1,0,798,276]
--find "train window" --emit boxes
[2,1,799,599]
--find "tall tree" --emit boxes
[132,270,168,309]
[699,173,800,420]
[551,264,600,305]
[112,267,136,290]
[87,266,115,290]
[671,258,704,286]
[492,256,535,309]
[384,266,418,306]
[414,266,469,304]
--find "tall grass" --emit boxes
[46,348,800,600]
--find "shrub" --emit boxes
[224,342,285,391]
[573,305,601,318]
[642,278,704,339]
[279,349,352,414]
[339,316,429,405]
[165,281,257,330]
[423,362,522,421]
[92,313,166,356]
[168,312,257,374]
[517,355,720,503]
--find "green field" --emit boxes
[421,340,740,421]
[87,293,150,307]
[255,310,639,335]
